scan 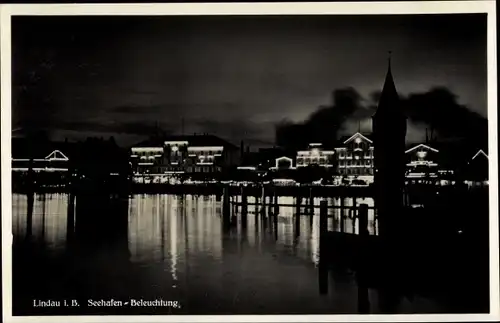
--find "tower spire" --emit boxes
[388,50,392,71]
[374,50,399,117]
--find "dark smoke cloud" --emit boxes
[275,87,363,149]
[275,87,488,151]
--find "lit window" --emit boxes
[417,151,427,160]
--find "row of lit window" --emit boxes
[340,168,374,175]
[339,160,372,166]
[338,151,373,158]
[186,166,218,173]
[297,158,329,165]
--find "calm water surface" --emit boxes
[12,193,456,315]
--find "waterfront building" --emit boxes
[404,143,440,182]
[335,132,374,182]
[130,140,165,176]
[463,149,489,186]
[11,138,73,173]
[270,156,296,170]
[296,143,335,168]
[130,134,239,181]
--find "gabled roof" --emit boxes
[45,150,69,161]
[471,149,488,161]
[341,132,373,145]
[275,155,295,162]
[405,143,439,154]
[11,138,76,160]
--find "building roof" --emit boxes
[11,138,77,160]
[471,149,488,161]
[131,137,165,148]
[405,143,439,154]
[132,134,238,150]
[339,132,374,145]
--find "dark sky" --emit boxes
[12,14,487,147]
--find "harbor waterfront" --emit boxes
[12,186,489,315]
[8,11,494,319]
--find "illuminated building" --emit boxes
[11,138,73,173]
[463,149,489,186]
[130,144,164,175]
[164,140,189,173]
[130,134,239,179]
[270,156,296,170]
[404,143,440,182]
[296,143,335,168]
[335,132,374,181]
[12,149,70,172]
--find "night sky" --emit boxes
[12,14,487,147]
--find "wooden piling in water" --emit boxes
[340,197,345,232]
[260,185,266,216]
[273,191,279,216]
[295,193,301,237]
[309,187,314,215]
[356,202,370,312]
[319,200,328,294]
[295,192,301,215]
[320,200,328,242]
[223,186,231,227]
[359,204,369,237]
[66,193,76,241]
[241,187,248,229]
[273,205,278,240]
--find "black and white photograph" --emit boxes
[1,1,499,322]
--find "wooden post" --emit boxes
[296,191,301,216]
[359,204,369,237]
[319,200,328,294]
[26,191,34,241]
[352,196,358,234]
[340,197,345,232]
[273,203,278,240]
[241,186,248,229]
[260,185,266,216]
[309,187,314,215]
[295,192,301,237]
[66,193,76,242]
[320,200,328,244]
[357,203,370,312]
[273,191,279,216]
[223,186,231,228]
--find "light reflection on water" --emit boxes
[13,193,448,315]
[12,193,69,253]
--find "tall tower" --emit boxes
[372,53,407,239]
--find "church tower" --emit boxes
[372,53,407,239]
